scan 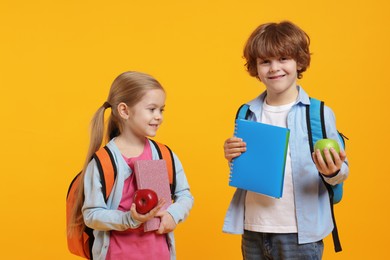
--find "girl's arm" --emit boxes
[165,152,194,225]
[82,160,140,231]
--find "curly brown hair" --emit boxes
[243,21,311,79]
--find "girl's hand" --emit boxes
[155,210,176,234]
[224,137,246,162]
[312,148,347,176]
[130,198,165,223]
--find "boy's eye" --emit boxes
[258,59,270,64]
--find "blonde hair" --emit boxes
[68,71,164,235]
[243,21,311,79]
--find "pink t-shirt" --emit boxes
[106,139,170,260]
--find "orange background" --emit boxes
[1,0,389,259]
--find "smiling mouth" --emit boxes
[268,74,285,79]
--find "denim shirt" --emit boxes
[83,138,194,260]
[223,86,349,244]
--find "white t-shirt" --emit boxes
[244,100,298,233]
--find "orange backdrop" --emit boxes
[1,0,389,259]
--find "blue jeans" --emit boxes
[242,230,324,260]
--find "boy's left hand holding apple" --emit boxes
[312,147,347,176]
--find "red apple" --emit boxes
[133,189,158,214]
[314,138,340,162]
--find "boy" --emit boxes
[222,21,348,259]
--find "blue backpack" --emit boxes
[306,97,346,204]
[236,97,347,252]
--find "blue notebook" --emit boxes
[229,119,290,198]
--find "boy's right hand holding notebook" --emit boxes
[224,137,247,162]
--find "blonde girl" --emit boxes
[69,71,193,260]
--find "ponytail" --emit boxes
[68,104,110,236]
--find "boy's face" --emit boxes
[256,57,300,99]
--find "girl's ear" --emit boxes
[117,102,130,119]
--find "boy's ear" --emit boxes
[117,102,130,119]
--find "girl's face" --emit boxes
[126,88,166,138]
[256,57,300,103]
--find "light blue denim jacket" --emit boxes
[223,86,349,244]
[83,138,194,260]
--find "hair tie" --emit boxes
[103,101,111,109]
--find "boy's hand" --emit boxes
[312,148,347,176]
[155,210,177,234]
[224,137,246,162]
[130,198,165,223]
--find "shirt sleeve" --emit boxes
[82,160,141,231]
[166,152,194,224]
[322,105,349,186]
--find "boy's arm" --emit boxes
[316,106,349,185]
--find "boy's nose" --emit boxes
[269,61,280,72]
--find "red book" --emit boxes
[134,159,172,232]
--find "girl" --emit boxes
[69,71,194,260]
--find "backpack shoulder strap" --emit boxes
[66,146,116,259]
[149,139,176,197]
[306,97,342,252]
[307,97,327,152]
[93,146,117,201]
[236,104,250,120]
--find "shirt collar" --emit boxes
[247,85,310,113]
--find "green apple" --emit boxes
[314,138,340,162]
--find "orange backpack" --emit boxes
[66,140,176,259]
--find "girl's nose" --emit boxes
[154,112,162,120]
